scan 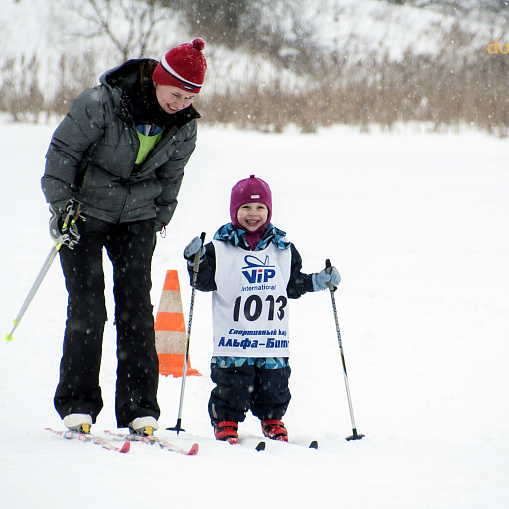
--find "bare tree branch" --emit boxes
[58,0,174,62]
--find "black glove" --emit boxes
[49,199,84,249]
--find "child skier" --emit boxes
[184,175,340,444]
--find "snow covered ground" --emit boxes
[1,120,508,508]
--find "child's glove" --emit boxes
[184,236,206,266]
[312,266,341,292]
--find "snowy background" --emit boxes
[1,121,508,508]
[0,0,501,97]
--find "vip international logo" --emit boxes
[241,255,276,283]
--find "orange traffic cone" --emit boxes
[154,270,201,377]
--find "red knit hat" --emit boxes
[230,175,272,228]
[152,38,207,93]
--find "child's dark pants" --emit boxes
[209,358,291,425]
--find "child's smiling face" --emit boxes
[236,202,268,232]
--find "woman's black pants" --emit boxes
[54,216,160,428]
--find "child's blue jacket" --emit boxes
[188,223,314,298]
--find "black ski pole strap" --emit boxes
[325,258,337,292]
[191,232,206,282]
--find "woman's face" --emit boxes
[237,202,269,232]
[154,83,198,114]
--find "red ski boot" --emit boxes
[214,421,239,444]
[261,419,288,442]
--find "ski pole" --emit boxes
[5,204,81,343]
[325,259,364,441]
[167,232,206,434]
[5,243,62,342]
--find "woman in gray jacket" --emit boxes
[41,39,207,436]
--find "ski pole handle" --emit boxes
[191,232,206,278]
[325,258,335,292]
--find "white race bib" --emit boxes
[212,240,291,357]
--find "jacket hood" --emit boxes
[99,59,151,91]
[98,59,200,129]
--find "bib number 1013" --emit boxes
[233,295,288,322]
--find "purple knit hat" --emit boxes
[230,175,272,230]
